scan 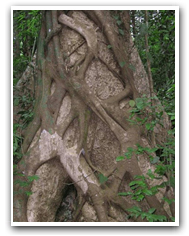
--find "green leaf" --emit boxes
[14,179,29,187]
[145,123,151,130]
[155,165,166,175]
[135,189,142,195]
[129,100,135,107]
[119,28,124,35]
[147,169,155,179]
[27,175,39,182]
[142,189,153,196]
[141,212,147,220]
[135,144,145,154]
[129,180,145,189]
[113,15,119,20]
[116,20,122,26]
[148,208,156,214]
[107,45,112,49]
[162,197,175,205]
[127,206,142,213]
[147,147,158,153]
[98,173,108,184]
[150,156,160,164]
[171,217,175,222]
[135,97,146,110]
[14,98,19,106]
[129,108,140,114]
[25,191,33,196]
[134,212,141,218]
[119,61,126,68]
[150,186,159,195]
[164,34,169,40]
[130,179,146,189]
[136,194,144,201]
[124,147,134,159]
[170,176,175,188]
[129,64,136,71]
[156,215,167,222]
[118,191,132,196]
[125,153,132,159]
[127,147,134,152]
[147,215,154,222]
[116,156,125,162]
[133,175,145,180]
[13,78,19,86]
[129,181,137,187]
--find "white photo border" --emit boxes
[11,5,179,227]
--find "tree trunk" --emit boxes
[13,10,174,222]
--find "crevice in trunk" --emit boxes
[55,183,77,222]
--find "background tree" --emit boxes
[13,10,175,222]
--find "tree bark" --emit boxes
[13,10,173,222]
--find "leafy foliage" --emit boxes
[117,94,175,222]
[127,95,164,137]
[132,10,175,118]
[13,124,23,159]
[13,11,42,199]
[13,164,39,197]
[13,10,41,161]
[98,173,108,184]
[127,206,167,222]
[13,10,41,80]
[112,12,125,36]
[14,93,34,127]
[118,173,160,203]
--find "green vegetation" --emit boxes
[133,10,175,118]
[116,95,175,221]
[126,206,168,222]
[13,10,41,80]
[13,10,41,196]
